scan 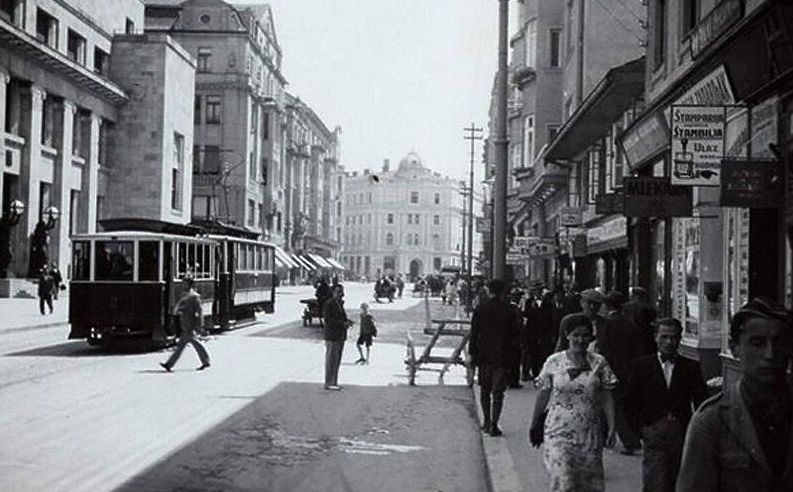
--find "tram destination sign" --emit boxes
[623,177,693,217]
[670,105,726,187]
[720,160,783,208]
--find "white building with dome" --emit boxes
[341,152,467,280]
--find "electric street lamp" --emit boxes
[44,205,60,230]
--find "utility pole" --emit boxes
[463,123,483,314]
[494,0,509,279]
[460,184,467,269]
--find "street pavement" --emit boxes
[0,282,644,491]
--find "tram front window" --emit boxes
[139,241,160,281]
[95,241,133,281]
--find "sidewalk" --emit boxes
[473,383,643,492]
[0,295,69,332]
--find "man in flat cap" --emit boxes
[677,297,793,491]
[555,288,606,352]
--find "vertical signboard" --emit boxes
[670,105,726,186]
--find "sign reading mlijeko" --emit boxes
[670,105,726,186]
[623,177,693,217]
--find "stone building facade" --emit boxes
[0,0,194,288]
[284,93,342,259]
[143,0,288,244]
[342,152,465,281]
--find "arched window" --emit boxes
[386,233,394,246]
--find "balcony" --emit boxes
[518,162,568,209]
[0,17,127,105]
[512,65,536,88]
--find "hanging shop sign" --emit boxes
[720,159,783,208]
[674,65,736,107]
[620,113,669,171]
[687,0,742,60]
[506,252,526,265]
[623,177,693,217]
[586,216,627,248]
[670,105,727,186]
[572,233,587,258]
[559,207,583,226]
[526,238,556,258]
[595,192,624,215]
[512,236,538,250]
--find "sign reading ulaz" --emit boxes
[670,105,726,186]
[623,177,693,217]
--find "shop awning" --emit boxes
[273,245,299,269]
[307,253,333,269]
[325,257,346,270]
[293,254,315,271]
[545,57,645,161]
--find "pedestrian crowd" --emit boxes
[469,278,793,492]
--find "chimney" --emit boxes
[382,159,390,172]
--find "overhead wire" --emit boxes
[591,0,645,44]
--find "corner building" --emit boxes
[0,0,195,291]
[342,153,464,280]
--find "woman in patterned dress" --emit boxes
[529,313,617,491]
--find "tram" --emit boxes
[68,219,276,346]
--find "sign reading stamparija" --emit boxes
[670,105,726,186]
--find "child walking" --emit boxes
[355,303,377,364]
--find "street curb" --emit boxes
[470,386,523,492]
[1,320,68,335]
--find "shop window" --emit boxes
[138,241,160,281]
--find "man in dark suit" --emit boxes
[622,286,658,356]
[322,284,353,390]
[600,290,643,455]
[625,317,707,492]
[555,288,605,352]
[469,278,521,437]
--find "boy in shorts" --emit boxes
[355,303,377,364]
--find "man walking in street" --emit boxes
[600,290,643,455]
[626,317,706,491]
[469,278,521,436]
[677,298,793,491]
[322,284,353,390]
[37,267,55,315]
[555,288,605,352]
[160,276,210,372]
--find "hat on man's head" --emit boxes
[730,297,793,344]
[580,288,604,304]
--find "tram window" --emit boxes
[177,242,187,277]
[138,241,160,281]
[95,241,133,281]
[226,243,233,272]
[266,248,273,271]
[187,243,196,275]
[256,245,263,271]
[238,244,246,271]
[72,241,90,280]
[195,244,210,278]
[248,245,255,270]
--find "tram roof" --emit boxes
[70,231,216,243]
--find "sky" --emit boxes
[249,0,500,182]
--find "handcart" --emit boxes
[404,294,475,386]
[300,298,324,327]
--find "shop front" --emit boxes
[576,216,629,293]
[619,1,793,382]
